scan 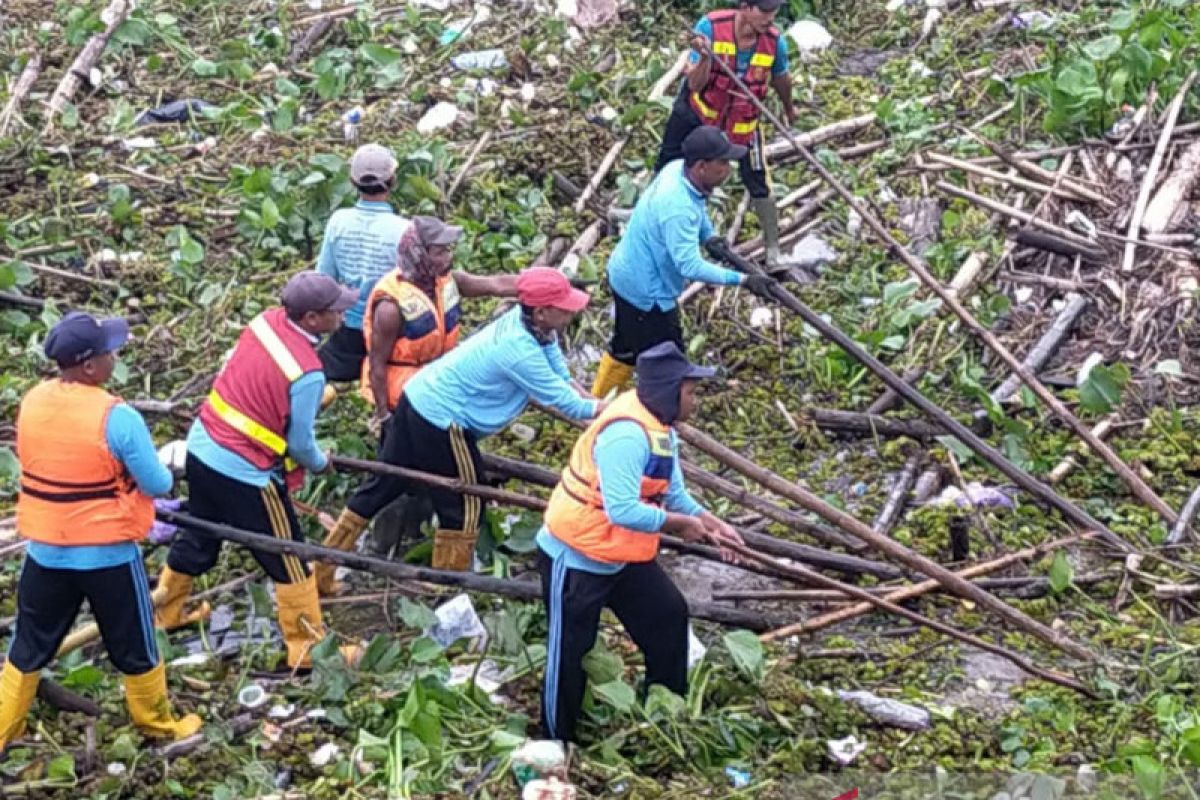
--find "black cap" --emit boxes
[635,341,717,383]
[44,311,129,367]
[682,126,748,164]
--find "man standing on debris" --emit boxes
[315,143,411,382]
[1,313,201,750]
[154,272,360,669]
[539,341,743,743]
[312,216,520,593]
[657,0,796,274]
[323,267,605,574]
[592,126,774,398]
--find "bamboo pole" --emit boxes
[44,0,134,130]
[923,152,1102,205]
[677,422,1099,662]
[727,542,1093,694]
[698,41,1175,527]
[762,534,1089,640]
[990,293,1089,404]
[0,54,41,135]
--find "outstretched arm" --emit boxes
[453,271,520,299]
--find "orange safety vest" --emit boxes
[359,271,461,411]
[688,9,779,146]
[544,391,675,564]
[16,380,155,546]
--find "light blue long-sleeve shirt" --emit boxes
[404,307,598,438]
[536,419,704,575]
[606,160,744,312]
[27,403,172,571]
[316,200,410,329]
[188,370,328,487]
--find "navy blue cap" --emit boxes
[44,311,129,367]
[682,127,748,163]
[635,341,717,383]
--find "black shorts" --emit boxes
[607,290,684,366]
[654,94,769,199]
[317,323,367,382]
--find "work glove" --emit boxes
[703,235,732,263]
[149,498,183,544]
[742,273,777,299]
[157,440,188,478]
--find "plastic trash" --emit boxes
[510,423,537,443]
[451,49,508,71]
[1012,11,1055,30]
[687,625,707,668]
[238,684,269,709]
[136,98,213,127]
[169,653,210,668]
[341,106,363,143]
[837,690,931,730]
[725,766,751,788]
[439,6,491,45]
[929,482,1015,510]
[749,306,774,329]
[447,659,510,699]
[416,102,459,134]
[121,136,158,150]
[309,742,340,767]
[269,703,295,719]
[107,762,127,776]
[426,594,488,647]
[921,8,942,37]
[512,740,567,786]
[788,234,838,270]
[827,734,867,765]
[1065,210,1097,239]
[157,440,188,477]
[522,777,578,800]
[786,20,833,61]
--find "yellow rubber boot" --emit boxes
[153,565,211,631]
[432,528,478,571]
[275,575,361,669]
[0,661,40,752]
[124,662,202,740]
[315,509,369,597]
[590,353,634,399]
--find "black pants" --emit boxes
[7,556,158,676]
[538,550,688,743]
[654,96,769,198]
[318,323,367,382]
[369,423,435,556]
[608,290,684,366]
[167,454,309,585]
[347,395,483,537]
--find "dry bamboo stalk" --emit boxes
[650,50,689,99]
[1142,140,1200,234]
[558,219,605,278]
[1048,417,1116,484]
[761,113,877,160]
[0,54,41,135]
[924,152,1103,205]
[678,422,1100,662]
[763,534,1089,641]
[731,542,1093,694]
[946,251,988,299]
[1002,271,1086,293]
[446,131,493,202]
[1165,485,1200,546]
[1123,71,1199,272]
[872,452,922,535]
[961,130,1107,204]
[574,138,627,214]
[938,182,1096,247]
[44,0,134,129]
[990,293,1088,404]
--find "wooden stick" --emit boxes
[16,259,120,289]
[924,152,1105,205]
[573,138,626,215]
[1165,485,1200,546]
[649,50,689,99]
[678,421,1100,662]
[803,407,943,439]
[558,219,605,277]
[946,251,989,299]
[703,40,1177,528]
[730,542,1093,694]
[1123,71,1199,272]
[44,0,135,129]
[0,54,41,135]
[1048,417,1116,484]
[762,534,1089,641]
[446,131,493,202]
[866,367,926,416]
[959,131,1109,205]
[1142,139,1200,234]
[872,452,921,535]
[938,182,1096,247]
[157,509,784,631]
[287,16,339,67]
[761,113,877,160]
[990,293,1088,404]
[1013,229,1106,263]
[1001,270,1087,293]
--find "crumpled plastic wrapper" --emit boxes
[836,690,931,730]
[425,594,488,647]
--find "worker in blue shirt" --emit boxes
[316,143,411,382]
[323,267,606,572]
[658,0,797,275]
[592,127,775,397]
[538,341,743,743]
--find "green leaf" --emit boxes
[0,447,20,480]
[882,278,919,306]
[582,646,623,685]
[361,43,403,67]
[397,597,438,630]
[191,58,219,77]
[1110,10,1136,31]
[592,680,636,712]
[644,684,686,719]
[111,358,129,385]
[177,230,205,265]
[47,753,75,781]
[489,729,524,751]
[936,435,975,464]
[409,636,444,664]
[109,732,138,761]
[260,196,281,229]
[113,18,152,46]
[1131,754,1164,799]
[402,174,442,202]
[61,664,105,689]
[1083,35,1122,61]
[1048,551,1074,594]
[247,581,273,618]
[1055,61,1101,100]
[723,629,764,681]
[1079,363,1129,413]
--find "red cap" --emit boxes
[516,267,590,312]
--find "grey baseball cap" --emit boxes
[412,215,464,247]
[349,143,397,186]
[281,272,358,315]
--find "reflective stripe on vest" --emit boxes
[543,391,674,564]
